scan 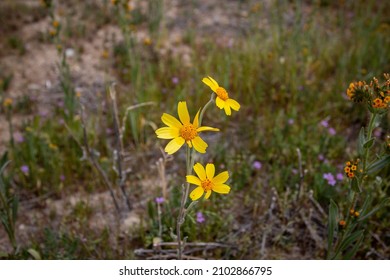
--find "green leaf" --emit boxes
[12,197,18,225]
[360,194,373,215]
[351,177,361,193]
[327,199,338,258]
[0,152,9,168]
[358,197,390,222]
[367,155,390,175]
[358,127,365,156]
[339,229,365,253]
[363,138,375,149]
[343,232,364,259]
[27,248,42,260]
[367,105,376,114]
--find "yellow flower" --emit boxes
[3,98,13,107]
[52,20,60,28]
[187,163,231,200]
[156,101,219,154]
[202,76,240,115]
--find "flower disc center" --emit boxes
[180,124,197,141]
[216,87,229,101]
[201,179,213,191]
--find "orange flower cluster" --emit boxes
[346,74,390,110]
[350,208,360,218]
[346,81,367,103]
[344,159,360,178]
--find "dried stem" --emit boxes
[109,84,131,210]
[70,106,121,215]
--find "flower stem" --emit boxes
[333,112,377,259]
[176,93,215,259]
[199,93,215,126]
[363,112,377,171]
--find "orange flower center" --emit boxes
[216,87,229,101]
[180,124,197,141]
[201,179,213,191]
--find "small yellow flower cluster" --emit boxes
[344,159,360,179]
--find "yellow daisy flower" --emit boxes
[187,163,231,200]
[156,101,219,154]
[202,76,240,116]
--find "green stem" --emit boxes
[333,112,377,259]
[6,110,14,148]
[363,112,377,171]
[199,93,215,126]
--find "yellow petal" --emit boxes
[178,101,190,124]
[193,162,206,181]
[186,140,192,148]
[190,186,204,201]
[204,190,212,199]
[164,137,185,154]
[186,175,202,186]
[206,163,215,179]
[202,77,218,92]
[224,103,232,115]
[161,113,182,128]
[226,98,240,111]
[215,96,225,109]
[193,109,201,128]
[155,127,179,139]
[197,126,219,132]
[212,171,229,185]
[207,76,220,88]
[212,184,230,194]
[192,136,208,154]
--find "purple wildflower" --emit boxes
[252,161,262,170]
[373,128,382,138]
[21,165,29,175]
[196,212,205,223]
[14,132,24,143]
[288,118,294,125]
[172,77,179,85]
[318,154,325,161]
[60,174,66,182]
[292,169,298,175]
[320,119,329,128]
[155,197,165,204]
[336,173,343,181]
[328,127,336,136]
[323,173,336,186]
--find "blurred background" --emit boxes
[0,0,389,259]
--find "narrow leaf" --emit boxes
[351,177,361,193]
[358,127,365,156]
[360,194,373,215]
[358,197,390,222]
[12,197,18,225]
[339,229,365,252]
[27,248,42,260]
[363,138,375,149]
[367,155,390,175]
[343,232,364,259]
[327,199,338,258]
